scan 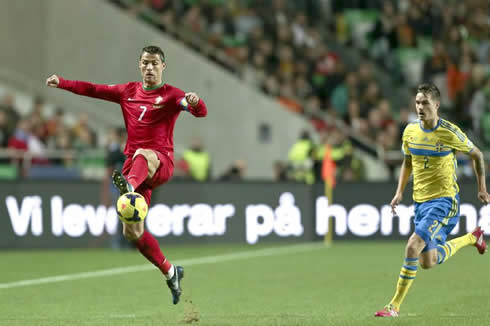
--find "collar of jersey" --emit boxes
[419,118,441,133]
[142,81,165,91]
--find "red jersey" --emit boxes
[58,78,207,158]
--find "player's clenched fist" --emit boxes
[46,75,60,88]
[390,193,403,215]
[185,92,199,107]
[477,191,490,205]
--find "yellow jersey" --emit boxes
[402,119,474,202]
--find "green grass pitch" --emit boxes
[0,242,488,326]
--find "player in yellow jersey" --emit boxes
[375,83,489,317]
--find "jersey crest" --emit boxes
[153,96,165,109]
[435,141,444,152]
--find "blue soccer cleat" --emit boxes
[166,266,184,305]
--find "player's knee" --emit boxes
[406,236,425,256]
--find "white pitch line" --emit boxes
[0,243,324,289]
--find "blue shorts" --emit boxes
[414,194,460,252]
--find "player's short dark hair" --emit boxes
[140,45,165,62]
[416,83,440,102]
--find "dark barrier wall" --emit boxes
[1,181,489,248]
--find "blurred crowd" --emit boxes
[333,0,490,176]
[0,93,98,174]
[339,0,490,138]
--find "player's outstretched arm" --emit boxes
[45,74,124,103]
[391,156,412,214]
[182,92,207,117]
[468,147,490,204]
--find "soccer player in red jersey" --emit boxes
[46,45,207,305]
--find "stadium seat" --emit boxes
[396,47,426,86]
[344,9,379,49]
[80,156,106,179]
[482,113,490,145]
[417,36,434,57]
[0,164,18,180]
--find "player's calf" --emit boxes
[122,222,144,241]
[419,252,437,269]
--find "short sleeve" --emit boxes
[401,126,410,156]
[447,128,474,153]
[401,141,410,156]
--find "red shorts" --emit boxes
[122,150,174,205]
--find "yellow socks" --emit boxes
[390,257,418,311]
[437,233,476,264]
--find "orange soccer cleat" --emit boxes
[374,304,399,317]
[472,226,487,255]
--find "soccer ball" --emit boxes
[117,192,148,224]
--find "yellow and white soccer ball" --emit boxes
[116,192,148,224]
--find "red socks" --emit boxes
[127,155,149,191]
[135,230,172,275]
[130,156,171,276]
